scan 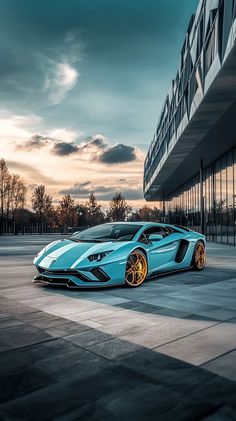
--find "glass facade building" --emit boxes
[166,146,236,244]
[144,0,236,245]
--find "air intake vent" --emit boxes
[91,268,110,282]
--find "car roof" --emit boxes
[104,222,191,233]
[104,222,168,227]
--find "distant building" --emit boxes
[144,0,236,244]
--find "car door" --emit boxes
[139,226,183,273]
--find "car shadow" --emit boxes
[34,264,236,324]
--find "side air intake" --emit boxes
[175,240,189,263]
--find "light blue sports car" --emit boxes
[33,222,206,288]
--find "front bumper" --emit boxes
[33,266,121,288]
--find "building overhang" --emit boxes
[144,43,236,201]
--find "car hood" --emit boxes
[34,239,127,270]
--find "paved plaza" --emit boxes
[0,235,236,420]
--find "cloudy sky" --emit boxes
[0,0,198,208]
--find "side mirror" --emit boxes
[149,233,163,242]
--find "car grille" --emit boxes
[37,268,110,283]
[36,275,68,285]
[38,269,91,282]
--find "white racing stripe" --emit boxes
[45,240,61,252]
[47,242,77,258]
[40,243,78,268]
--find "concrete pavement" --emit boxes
[0,235,236,420]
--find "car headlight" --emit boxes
[88,250,113,262]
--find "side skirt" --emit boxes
[147,266,193,280]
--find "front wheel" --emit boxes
[192,241,206,270]
[125,250,147,287]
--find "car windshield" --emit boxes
[70,224,142,242]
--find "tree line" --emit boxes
[0,158,161,234]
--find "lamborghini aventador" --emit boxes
[33,222,206,288]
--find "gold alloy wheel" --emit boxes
[125,250,147,287]
[194,242,206,269]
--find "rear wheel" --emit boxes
[125,250,147,287]
[192,241,206,270]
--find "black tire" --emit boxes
[125,250,148,287]
[191,241,206,271]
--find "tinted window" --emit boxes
[71,224,142,242]
[144,227,168,236]
[165,226,174,234]
[138,226,169,243]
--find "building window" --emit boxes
[205,27,216,75]
[165,147,236,245]
[227,150,235,243]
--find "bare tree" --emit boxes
[9,174,27,217]
[107,192,132,222]
[139,205,160,222]
[137,205,153,221]
[85,191,104,226]
[31,185,53,232]
[74,204,88,227]
[0,159,27,234]
[0,159,9,225]
[57,194,76,232]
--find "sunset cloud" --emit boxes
[44,61,79,105]
[52,141,79,156]
[99,144,136,164]
[59,180,143,201]
[17,132,140,164]
[0,105,145,209]
[16,134,49,151]
[7,161,60,186]
[0,112,42,141]
[48,128,79,142]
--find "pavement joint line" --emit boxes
[0,337,58,356]
[151,319,226,351]
[58,336,120,362]
[159,294,236,309]
[199,347,236,367]
[133,295,236,312]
